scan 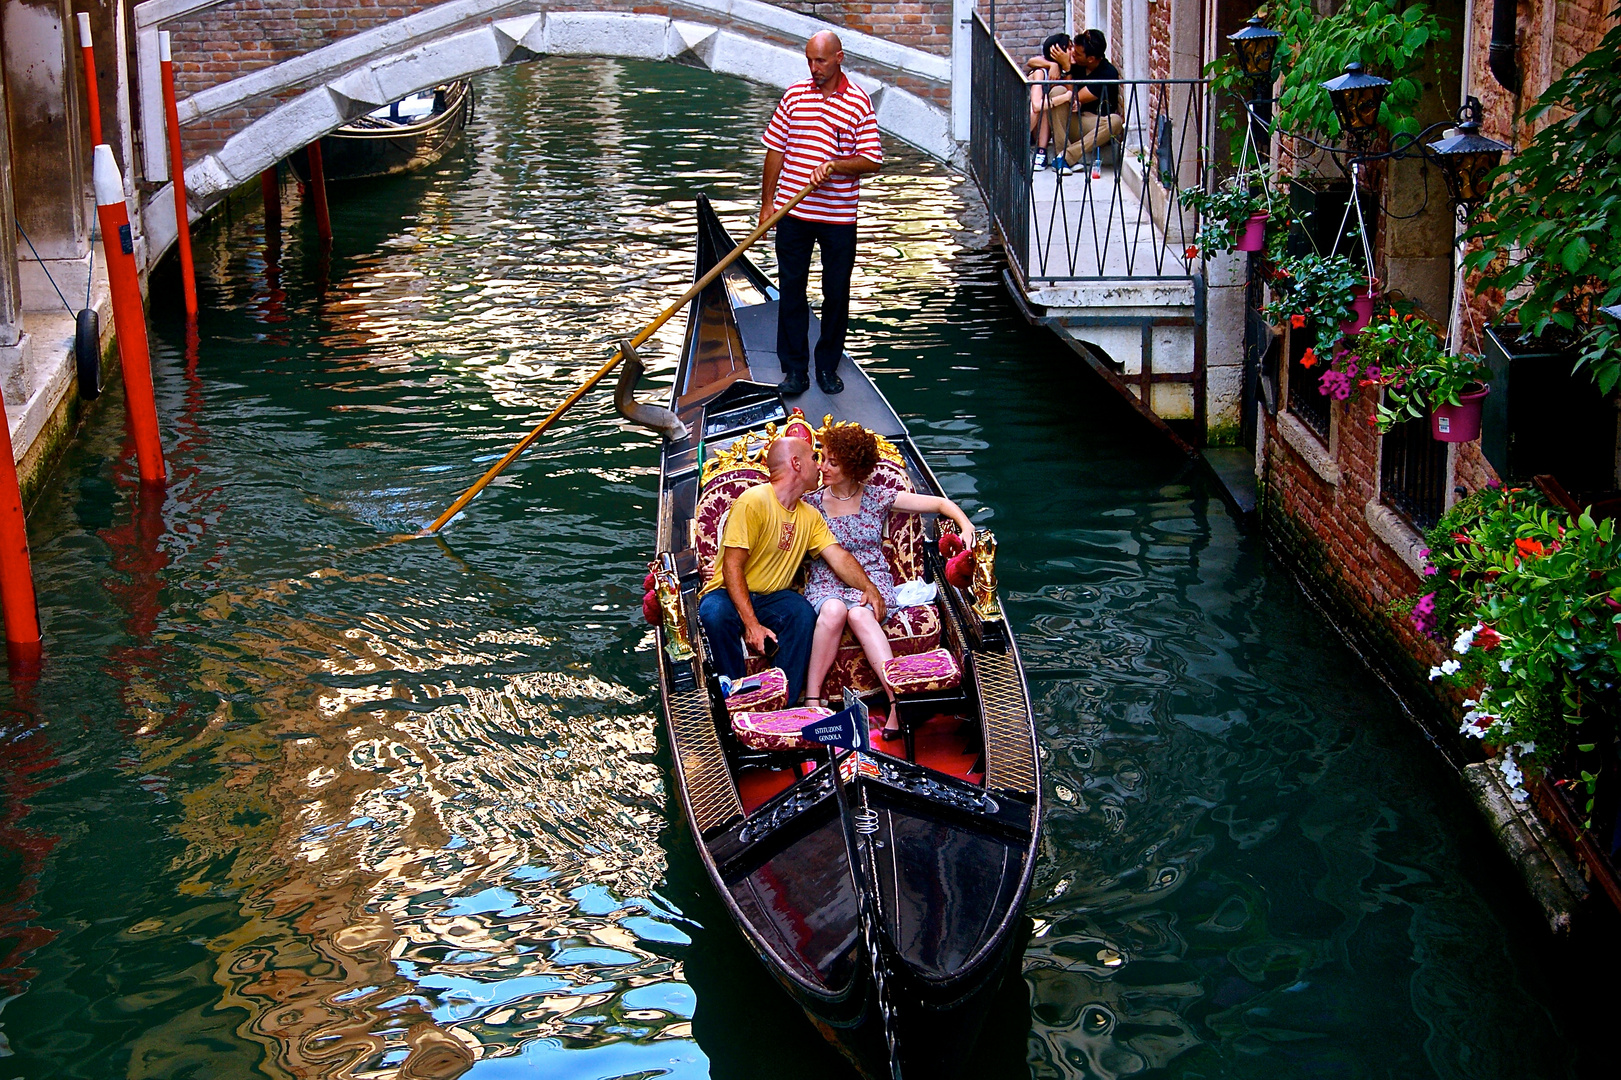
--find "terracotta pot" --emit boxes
[1431,384,1490,442]
[1235,211,1269,252]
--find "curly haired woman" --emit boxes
[802,425,975,739]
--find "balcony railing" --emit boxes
[970,15,1208,285]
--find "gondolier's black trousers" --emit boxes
[775,215,857,378]
[698,587,816,706]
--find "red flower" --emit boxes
[1475,626,1501,650]
[1290,313,1307,329]
[1452,533,1473,544]
[1515,537,1545,559]
[1185,245,1199,260]
[1300,347,1318,368]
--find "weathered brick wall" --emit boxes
[1146,0,1167,79]
[778,2,953,55]
[979,0,1066,57]
[168,0,956,158]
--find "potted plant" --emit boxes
[1263,252,1367,363]
[1361,310,1492,439]
[1179,167,1287,259]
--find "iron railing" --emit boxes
[1287,328,1332,437]
[1381,417,1450,530]
[970,15,1208,284]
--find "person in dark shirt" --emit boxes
[1056,28,1125,172]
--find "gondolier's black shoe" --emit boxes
[815,368,845,395]
[778,369,810,396]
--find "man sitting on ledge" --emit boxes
[698,436,886,707]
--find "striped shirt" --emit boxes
[762,75,883,225]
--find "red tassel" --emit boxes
[643,570,657,591]
[939,532,965,558]
[945,551,974,588]
[642,590,660,625]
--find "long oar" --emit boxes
[423,182,819,535]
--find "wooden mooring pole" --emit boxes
[76,13,102,147]
[93,145,167,487]
[158,31,198,318]
[306,142,332,247]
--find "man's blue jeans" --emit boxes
[698,588,817,706]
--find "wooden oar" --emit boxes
[423,182,819,535]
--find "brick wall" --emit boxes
[167,0,956,158]
[979,0,1066,58]
[1146,0,1167,80]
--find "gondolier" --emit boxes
[760,31,883,397]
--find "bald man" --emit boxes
[760,31,883,398]
[698,437,884,706]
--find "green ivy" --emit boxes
[1208,1,1451,145]
[1463,7,1621,393]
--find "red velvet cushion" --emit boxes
[724,668,790,714]
[882,648,962,694]
[732,705,832,751]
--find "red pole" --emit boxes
[306,140,332,247]
[76,13,102,147]
[158,31,197,319]
[93,144,167,487]
[261,167,280,230]
[0,402,42,671]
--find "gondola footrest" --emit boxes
[732,705,833,751]
[881,648,962,695]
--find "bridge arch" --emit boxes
[144,8,960,263]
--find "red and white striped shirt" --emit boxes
[762,75,883,225]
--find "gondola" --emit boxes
[290,81,472,183]
[630,196,1041,1079]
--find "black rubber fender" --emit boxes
[75,308,102,400]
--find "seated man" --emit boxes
[697,436,885,707]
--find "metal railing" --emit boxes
[970,15,1208,284]
[1382,417,1450,531]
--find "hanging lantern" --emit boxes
[1427,98,1510,210]
[1228,16,1283,87]
[1321,62,1390,141]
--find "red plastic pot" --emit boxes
[1431,384,1490,442]
[1235,211,1269,253]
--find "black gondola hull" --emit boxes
[290,81,471,183]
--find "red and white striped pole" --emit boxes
[93,145,167,487]
[77,12,102,147]
[0,402,41,671]
[158,31,198,318]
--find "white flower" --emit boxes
[1462,698,1478,708]
[1515,741,1536,756]
[1441,659,1461,676]
[1500,658,1512,672]
[1429,665,1443,680]
[1510,787,1530,803]
[1454,622,1483,654]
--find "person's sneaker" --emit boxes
[815,368,845,395]
[1032,148,1049,170]
[1051,158,1080,177]
[778,369,810,396]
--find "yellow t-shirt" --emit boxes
[700,482,837,597]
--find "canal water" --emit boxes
[0,59,1601,1078]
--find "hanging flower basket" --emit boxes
[1235,211,1270,252]
[1339,281,1379,338]
[1431,384,1490,442]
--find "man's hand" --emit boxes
[759,201,773,228]
[862,587,886,626]
[744,620,778,655]
[810,160,836,186]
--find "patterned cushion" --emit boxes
[732,705,833,751]
[724,668,789,714]
[867,459,925,584]
[822,603,942,698]
[694,465,769,584]
[882,648,962,694]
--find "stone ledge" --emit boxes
[1462,761,1588,933]
[1277,410,1338,485]
[1363,497,1429,577]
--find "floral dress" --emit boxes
[804,485,899,614]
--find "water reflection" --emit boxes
[0,56,1595,1080]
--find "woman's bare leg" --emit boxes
[806,600,849,702]
[846,606,899,733]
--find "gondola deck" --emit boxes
[649,197,1041,1079]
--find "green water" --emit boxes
[0,60,1601,1078]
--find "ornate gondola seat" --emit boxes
[732,705,832,751]
[722,668,789,713]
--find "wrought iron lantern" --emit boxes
[1228,17,1283,90]
[1321,62,1390,142]
[1426,98,1510,210]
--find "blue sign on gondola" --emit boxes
[801,703,869,752]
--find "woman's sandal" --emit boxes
[804,697,825,710]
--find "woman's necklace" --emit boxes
[826,483,863,503]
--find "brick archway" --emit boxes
[143,7,959,263]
